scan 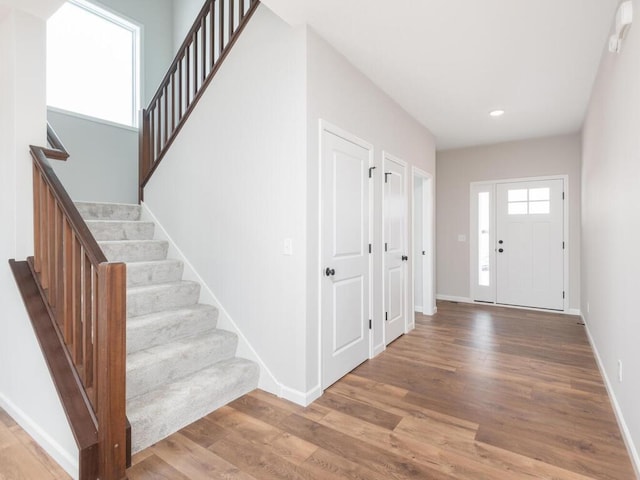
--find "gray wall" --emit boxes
[436,133,581,311]
[581,0,640,469]
[48,109,138,203]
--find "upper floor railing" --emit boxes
[139,0,260,200]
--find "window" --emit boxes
[507,187,550,215]
[478,191,491,287]
[47,0,140,127]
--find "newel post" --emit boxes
[96,262,127,480]
[138,109,150,203]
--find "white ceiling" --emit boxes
[262,0,620,150]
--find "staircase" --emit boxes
[76,201,259,453]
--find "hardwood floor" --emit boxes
[128,301,636,480]
[0,407,70,479]
[2,301,635,479]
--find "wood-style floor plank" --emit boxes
[0,408,71,480]
[121,300,633,479]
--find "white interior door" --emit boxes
[384,154,407,345]
[321,127,370,389]
[496,179,564,310]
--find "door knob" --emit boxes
[498,240,504,244]
[402,255,408,261]
[325,267,335,277]
[498,248,504,253]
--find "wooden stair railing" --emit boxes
[139,0,260,200]
[9,123,127,480]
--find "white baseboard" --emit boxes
[436,294,473,303]
[140,203,280,396]
[414,304,423,311]
[372,342,385,357]
[0,393,78,479]
[279,384,322,407]
[436,295,582,318]
[583,317,640,478]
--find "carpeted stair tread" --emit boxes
[127,281,200,317]
[99,240,169,262]
[76,201,261,453]
[127,304,218,354]
[126,259,184,287]
[86,220,155,241]
[127,329,238,399]
[76,201,141,221]
[127,357,259,453]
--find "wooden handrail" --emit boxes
[26,127,127,480]
[43,122,70,161]
[139,0,260,200]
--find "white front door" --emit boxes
[384,154,407,345]
[496,179,564,310]
[321,127,371,389]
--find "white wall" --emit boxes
[145,5,309,394]
[0,6,78,478]
[306,28,436,377]
[581,0,640,471]
[47,0,175,204]
[48,109,138,203]
[436,134,582,311]
[172,0,203,53]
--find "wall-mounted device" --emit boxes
[609,1,633,53]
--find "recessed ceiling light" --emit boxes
[489,109,505,117]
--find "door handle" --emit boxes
[402,255,408,261]
[325,267,335,277]
[498,240,504,244]
[498,248,504,253]
[422,251,426,256]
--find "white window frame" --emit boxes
[47,0,142,128]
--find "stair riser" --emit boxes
[127,283,200,317]
[87,221,155,241]
[127,261,184,288]
[127,306,218,354]
[101,241,168,263]
[127,333,238,399]
[76,202,141,221]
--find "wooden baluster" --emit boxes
[41,183,50,290]
[240,0,244,20]
[178,58,184,121]
[193,30,199,95]
[219,0,225,54]
[201,15,207,83]
[33,164,41,273]
[47,189,56,307]
[163,87,169,148]
[54,204,65,337]
[229,0,235,38]
[149,108,156,168]
[91,266,99,408]
[210,0,216,68]
[62,216,73,345]
[186,45,191,108]
[155,102,161,163]
[96,263,127,480]
[82,254,94,405]
[171,70,176,134]
[72,236,83,364]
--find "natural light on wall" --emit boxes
[47,0,140,127]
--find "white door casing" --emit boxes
[320,125,371,389]
[383,153,407,345]
[412,169,435,316]
[496,179,564,310]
